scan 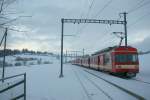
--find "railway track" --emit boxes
[78,65,150,86]
[83,69,146,100]
[80,71,114,100]
[72,68,113,100]
[73,69,92,100]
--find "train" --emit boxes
[71,46,139,78]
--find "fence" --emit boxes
[0,73,26,100]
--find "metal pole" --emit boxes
[2,28,7,82]
[70,54,72,60]
[0,33,5,47]
[24,73,26,100]
[66,50,67,63]
[76,51,77,59]
[59,18,64,78]
[83,48,84,57]
[123,12,127,46]
[75,51,77,59]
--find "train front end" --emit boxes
[112,46,139,77]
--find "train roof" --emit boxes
[92,46,137,56]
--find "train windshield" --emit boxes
[115,54,138,63]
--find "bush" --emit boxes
[15,62,22,66]
[0,61,3,67]
[0,61,13,67]
[5,63,13,67]
[15,57,37,61]
[43,61,52,64]
[15,57,24,61]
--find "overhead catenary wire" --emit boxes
[90,28,119,49]
[128,0,150,14]
[86,0,95,18]
[104,37,117,47]
[128,12,150,29]
[127,0,145,14]
[79,0,95,18]
[93,0,112,18]
[76,0,113,35]
[76,0,96,35]
[75,0,150,50]
[90,27,113,49]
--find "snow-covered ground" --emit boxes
[137,54,150,82]
[0,54,150,100]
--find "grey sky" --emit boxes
[0,0,150,54]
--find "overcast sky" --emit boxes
[0,0,150,54]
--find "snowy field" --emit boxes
[0,54,150,100]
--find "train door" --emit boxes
[90,57,93,68]
[100,55,104,70]
[88,58,90,68]
[98,55,100,70]
[111,52,115,71]
[103,53,112,71]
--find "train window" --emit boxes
[116,55,125,62]
[127,54,138,62]
[115,54,138,63]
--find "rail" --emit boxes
[84,69,145,100]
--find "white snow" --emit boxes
[137,54,150,82]
[0,54,150,100]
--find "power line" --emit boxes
[76,0,113,35]
[77,0,96,34]
[128,12,150,29]
[127,0,145,13]
[86,0,95,18]
[80,0,95,18]
[76,0,96,35]
[89,28,112,49]
[94,0,112,18]
[128,0,150,14]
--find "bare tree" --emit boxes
[0,0,30,33]
[0,0,19,28]
[0,0,17,13]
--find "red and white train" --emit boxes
[72,46,139,77]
